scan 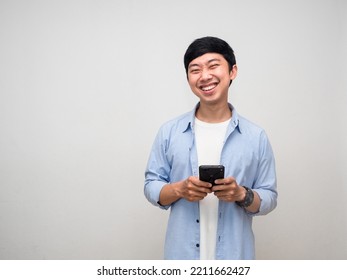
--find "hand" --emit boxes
[212,177,246,202]
[179,176,212,202]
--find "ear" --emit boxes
[229,64,238,81]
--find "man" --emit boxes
[144,36,277,260]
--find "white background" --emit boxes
[0,0,346,260]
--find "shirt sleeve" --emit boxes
[251,130,278,216]
[144,127,171,210]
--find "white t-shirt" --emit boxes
[194,117,230,259]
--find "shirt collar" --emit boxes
[229,104,242,134]
[182,102,242,134]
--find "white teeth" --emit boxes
[201,84,217,91]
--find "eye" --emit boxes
[190,68,200,74]
[210,64,220,69]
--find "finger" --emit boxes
[195,179,212,189]
[215,177,236,185]
[213,191,227,200]
[212,182,237,193]
[189,185,211,196]
[191,177,212,189]
[211,184,228,192]
[213,188,228,197]
[196,185,212,194]
[187,190,209,201]
[214,192,234,202]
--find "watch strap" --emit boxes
[236,186,254,208]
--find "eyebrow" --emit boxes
[188,58,221,69]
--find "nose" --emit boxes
[200,69,212,81]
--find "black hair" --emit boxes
[184,36,236,74]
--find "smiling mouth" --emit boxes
[200,83,218,92]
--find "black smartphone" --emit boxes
[199,165,225,185]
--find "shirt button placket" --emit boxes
[196,219,200,249]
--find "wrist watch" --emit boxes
[236,186,254,208]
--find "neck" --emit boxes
[195,102,232,123]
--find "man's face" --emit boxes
[187,53,237,105]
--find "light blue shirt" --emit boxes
[144,103,277,260]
